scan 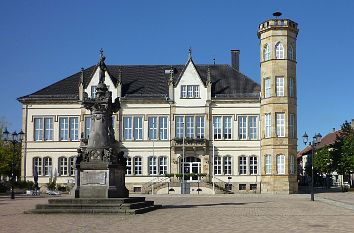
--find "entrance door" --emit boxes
[181,157,201,182]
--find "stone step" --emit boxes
[24,205,161,215]
[35,201,154,210]
[48,197,146,205]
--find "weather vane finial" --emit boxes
[99,48,104,59]
[188,47,192,59]
[273,12,282,19]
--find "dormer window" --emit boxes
[181,85,199,98]
[91,86,97,98]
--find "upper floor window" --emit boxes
[238,116,258,140]
[265,154,272,174]
[265,78,271,98]
[123,116,143,140]
[275,42,284,59]
[263,44,270,61]
[59,117,79,141]
[181,85,200,98]
[288,45,294,60]
[277,154,285,174]
[69,157,75,176]
[213,116,232,140]
[34,117,53,141]
[276,113,285,137]
[91,86,97,98]
[84,116,92,139]
[265,113,272,138]
[175,115,205,139]
[276,76,284,97]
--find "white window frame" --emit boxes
[123,117,133,140]
[276,76,284,97]
[193,85,199,98]
[250,156,258,175]
[134,116,143,140]
[69,157,75,176]
[126,157,132,175]
[134,157,142,175]
[91,86,97,98]
[224,156,232,175]
[84,116,92,139]
[265,154,272,174]
[148,156,158,175]
[265,113,272,138]
[59,117,79,141]
[263,44,270,61]
[275,42,284,59]
[159,156,168,175]
[43,157,52,177]
[276,113,285,137]
[159,116,168,140]
[223,116,232,140]
[33,157,42,176]
[186,116,194,138]
[213,116,222,140]
[265,78,271,98]
[238,116,247,140]
[239,156,247,175]
[214,156,222,175]
[196,116,205,139]
[59,157,68,176]
[248,116,257,140]
[175,116,184,138]
[181,85,187,98]
[187,85,193,98]
[277,154,285,174]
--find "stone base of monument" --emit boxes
[24,197,161,214]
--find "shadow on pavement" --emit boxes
[161,202,266,209]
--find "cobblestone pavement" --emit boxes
[1,193,354,233]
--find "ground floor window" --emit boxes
[239,184,246,190]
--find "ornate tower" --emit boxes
[258,13,299,193]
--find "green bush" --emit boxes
[0,182,10,193]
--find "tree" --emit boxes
[331,121,354,183]
[313,146,333,175]
[0,142,22,180]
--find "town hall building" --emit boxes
[18,16,299,194]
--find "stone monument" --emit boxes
[74,51,128,198]
[25,51,160,214]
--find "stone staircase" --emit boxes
[24,197,161,214]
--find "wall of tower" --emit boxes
[259,19,299,194]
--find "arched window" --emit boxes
[159,156,168,175]
[33,157,42,176]
[288,45,294,60]
[134,157,142,175]
[148,156,157,175]
[239,156,247,175]
[214,156,222,175]
[263,44,270,61]
[126,157,132,175]
[277,154,285,174]
[43,157,52,176]
[265,154,272,174]
[275,42,284,59]
[250,156,258,175]
[69,157,75,176]
[58,157,68,176]
[224,156,232,175]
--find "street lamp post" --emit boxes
[302,132,322,201]
[2,129,25,199]
[181,122,185,194]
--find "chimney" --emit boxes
[231,50,240,71]
[332,128,336,133]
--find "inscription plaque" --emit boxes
[81,170,107,185]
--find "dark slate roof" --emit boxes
[18,63,260,102]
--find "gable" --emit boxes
[85,67,117,100]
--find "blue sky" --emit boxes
[1,0,353,149]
